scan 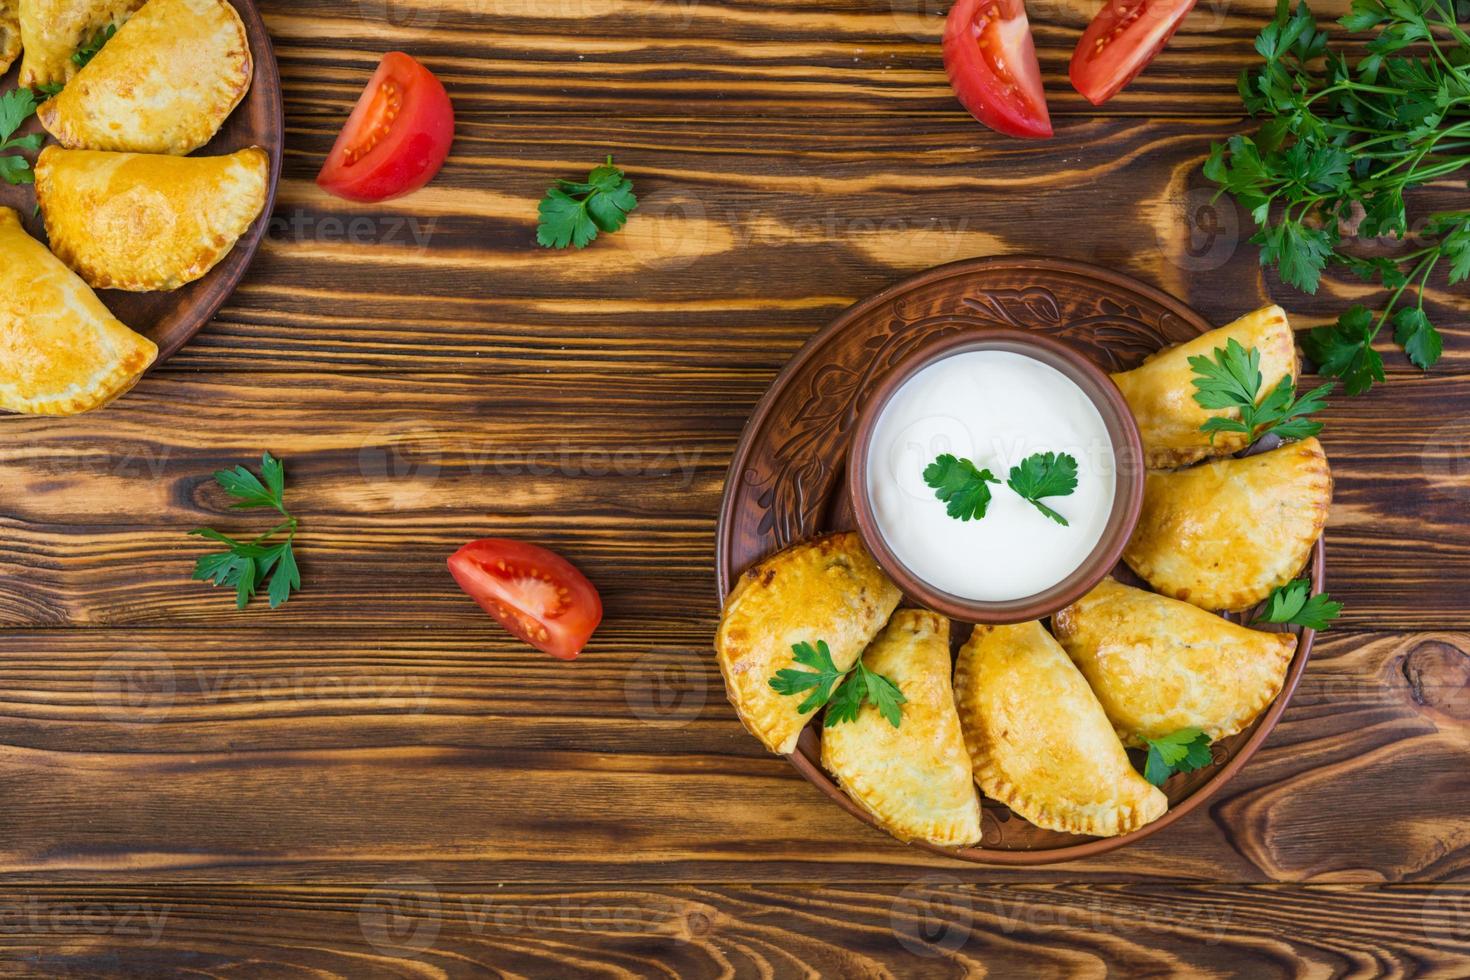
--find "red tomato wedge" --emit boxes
[942,0,1052,139]
[1070,0,1198,106]
[448,539,603,660]
[317,52,455,203]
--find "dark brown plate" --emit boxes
[715,255,1325,864]
[0,0,283,363]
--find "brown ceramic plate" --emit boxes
[0,0,283,363]
[715,255,1326,864]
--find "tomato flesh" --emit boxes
[448,539,603,660]
[317,52,455,203]
[1070,0,1198,105]
[943,0,1052,139]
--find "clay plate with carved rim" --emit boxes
[715,255,1326,864]
[0,0,283,365]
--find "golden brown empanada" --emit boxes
[0,0,20,76]
[17,0,144,88]
[1054,578,1296,746]
[1123,437,1331,611]
[0,207,156,415]
[953,620,1167,838]
[36,145,269,292]
[821,610,981,847]
[1113,305,1298,469]
[716,532,902,756]
[38,0,252,155]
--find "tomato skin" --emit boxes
[943,0,1053,139]
[448,539,603,660]
[317,52,455,203]
[1069,0,1198,105]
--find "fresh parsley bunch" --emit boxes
[1204,0,1470,394]
[769,640,907,728]
[190,452,303,610]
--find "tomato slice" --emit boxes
[942,0,1052,139]
[448,539,603,660]
[1069,0,1198,106]
[317,52,455,203]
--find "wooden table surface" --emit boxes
[3,0,1469,975]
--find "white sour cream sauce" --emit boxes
[866,350,1116,602]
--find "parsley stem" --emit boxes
[250,518,297,546]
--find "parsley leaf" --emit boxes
[1255,578,1343,631]
[1142,728,1214,786]
[922,453,1000,522]
[536,155,638,249]
[769,640,845,714]
[1302,306,1386,396]
[1006,451,1078,526]
[1189,339,1331,444]
[768,640,906,728]
[72,23,116,67]
[0,88,42,186]
[190,453,302,610]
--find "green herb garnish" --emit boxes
[1204,0,1470,394]
[922,453,1000,522]
[1142,728,1213,786]
[1255,578,1342,631]
[769,640,906,728]
[72,23,116,67]
[190,452,302,610]
[0,88,45,186]
[536,155,638,249]
[1006,451,1079,526]
[1189,339,1332,444]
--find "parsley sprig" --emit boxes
[1255,578,1343,630]
[922,454,1000,521]
[0,88,45,186]
[190,453,302,610]
[1142,728,1214,786]
[1204,0,1470,394]
[768,640,907,729]
[72,23,117,67]
[1006,452,1079,526]
[536,155,638,249]
[1189,339,1332,444]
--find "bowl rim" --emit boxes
[846,328,1145,624]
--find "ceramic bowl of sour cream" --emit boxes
[848,329,1144,624]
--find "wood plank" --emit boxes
[0,630,1461,883]
[158,113,1467,377]
[1,883,1469,977]
[0,370,1465,630]
[266,0,1351,117]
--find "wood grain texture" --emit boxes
[0,883,1468,978]
[0,630,1461,883]
[1,0,1467,969]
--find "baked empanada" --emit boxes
[17,0,145,88]
[36,145,269,291]
[1112,305,1298,469]
[38,0,252,155]
[0,1,20,76]
[953,620,1167,838]
[0,206,156,415]
[716,532,902,755]
[821,610,981,847]
[1123,437,1332,611]
[1054,578,1296,746]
